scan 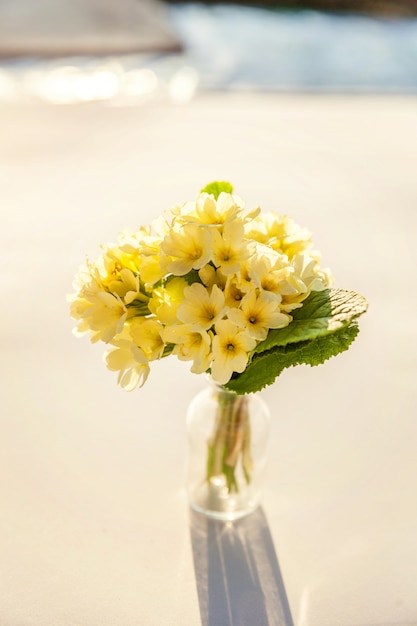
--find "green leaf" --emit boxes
[200,181,234,199]
[255,288,368,352]
[225,322,360,395]
[182,269,201,286]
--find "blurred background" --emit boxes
[0,0,417,103]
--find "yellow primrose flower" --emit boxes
[120,223,168,286]
[104,267,143,305]
[139,255,167,286]
[69,297,96,338]
[277,253,334,311]
[245,212,285,245]
[176,283,226,331]
[244,243,289,299]
[169,192,239,227]
[291,252,334,292]
[129,317,165,361]
[246,213,312,259]
[223,277,245,308]
[149,215,171,239]
[251,262,286,300]
[163,324,212,374]
[211,220,249,275]
[193,192,242,226]
[198,264,227,290]
[74,258,107,292]
[148,277,187,325]
[117,225,151,247]
[228,291,290,341]
[161,223,212,276]
[70,289,127,343]
[69,262,104,336]
[211,320,256,385]
[169,191,261,230]
[234,258,256,294]
[132,233,167,286]
[102,244,141,277]
[280,222,314,259]
[87,246,152,310]
[105,340,150,391]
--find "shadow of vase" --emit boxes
[189,506,294,626]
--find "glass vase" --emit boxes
[186,380,270,520]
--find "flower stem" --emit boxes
[206,389,252,494]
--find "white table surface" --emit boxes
[1,93,416,626]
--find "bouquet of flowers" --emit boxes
[69,181,367,394]
[69,182,367,513]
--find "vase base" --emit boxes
[190,500,259,521]
[188,480,260,520]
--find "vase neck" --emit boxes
[206,376,246,400]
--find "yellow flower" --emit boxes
[211,320,256,385]
[211,220,249,275]
[234,260,254,294]
[142,255,169,286]
[161,223,212,276]
[279,218,313,258]
[193,192,242,226]
[105,267,144,305]
[246,213,312,258]
[134,233,167,286]
[278,253,334,311]
[115,223,169,287]
[176,283,226,331]
[102,243,141,278]
[170,192,240,227]
[163,324,212,374]
[69,262,127,344]
[88,292,127,342]
[291,252,334,291]
[148,277,187,325]
[105,340,150,391]
[245,245,303,303]
[228,291,290,341]
[243,242,278,288]
[251,260,285,299]
[198,264,227,290]
[223,277,245,308]
[128,318,165,361]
